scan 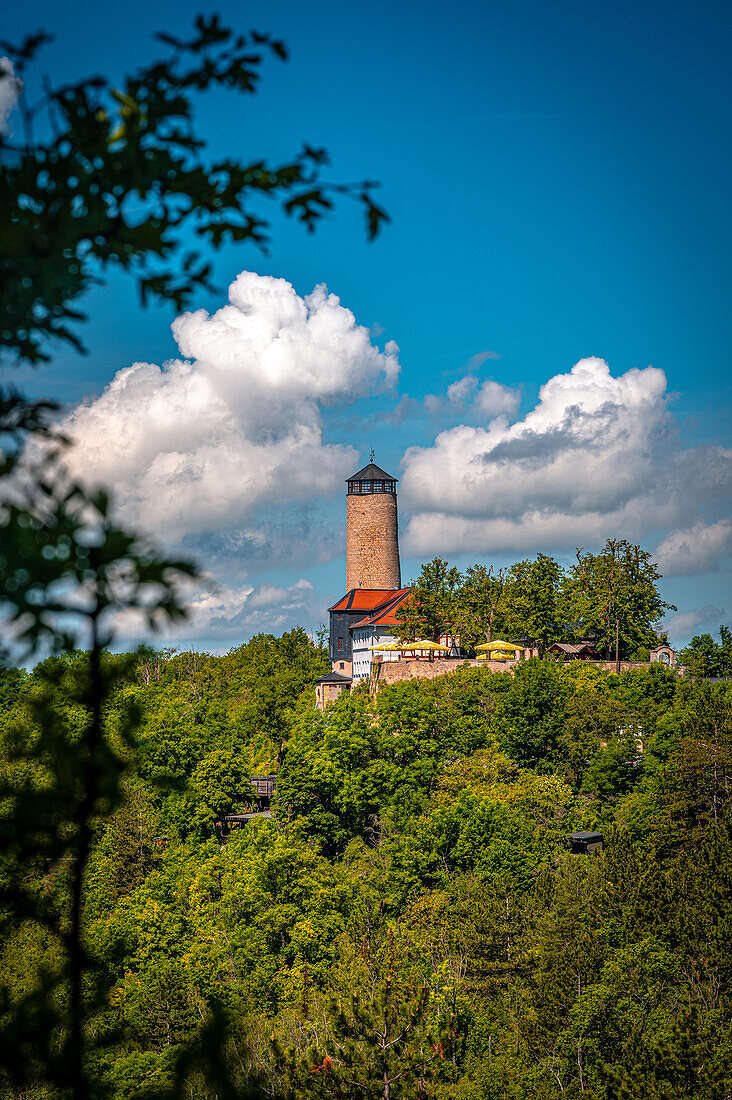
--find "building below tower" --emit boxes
[328,587,408,674]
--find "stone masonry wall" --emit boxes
[375,657,520,686]
[374,657,678,689]
[346,492,401,590]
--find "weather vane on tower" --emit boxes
[369,448,375,463]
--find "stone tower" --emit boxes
[346,458,401,590]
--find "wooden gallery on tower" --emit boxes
[315,458,412,709]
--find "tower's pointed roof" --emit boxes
[346,461,398,483]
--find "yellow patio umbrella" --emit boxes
[475,640,520,662]
[400,639,451,655]
[475,639,520,653]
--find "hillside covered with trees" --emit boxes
[1,633,730,1099]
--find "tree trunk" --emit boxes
[615,619,620,674]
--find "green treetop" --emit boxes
[396,558,462,643]
[456,564,508,648]
[560,539,675,659]
[679,625,732,679]
[502,554,565,656]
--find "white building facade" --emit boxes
[351,625,402,681]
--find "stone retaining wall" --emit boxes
[373,656,677,689]
[375,657,519,686]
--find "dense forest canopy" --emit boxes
[1,633,731,1099]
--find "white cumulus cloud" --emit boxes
[61,272,399,541]
[246,578,315,610]
[401,356,732,567]
[428,375,520,419]
[662,605,727,644]
[474,379,522,418]
[114,575,318,645]
[654,519,732,577]
[446,375,479,403]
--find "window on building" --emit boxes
[339,662,344,669]
[337,638,343,652]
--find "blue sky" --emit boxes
[3,0,731,650]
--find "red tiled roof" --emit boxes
[328,588,404,613]
[351,588,412,628]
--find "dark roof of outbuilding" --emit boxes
[548,641,597,654]
[315,671,353,685]
[346,462,397,483]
